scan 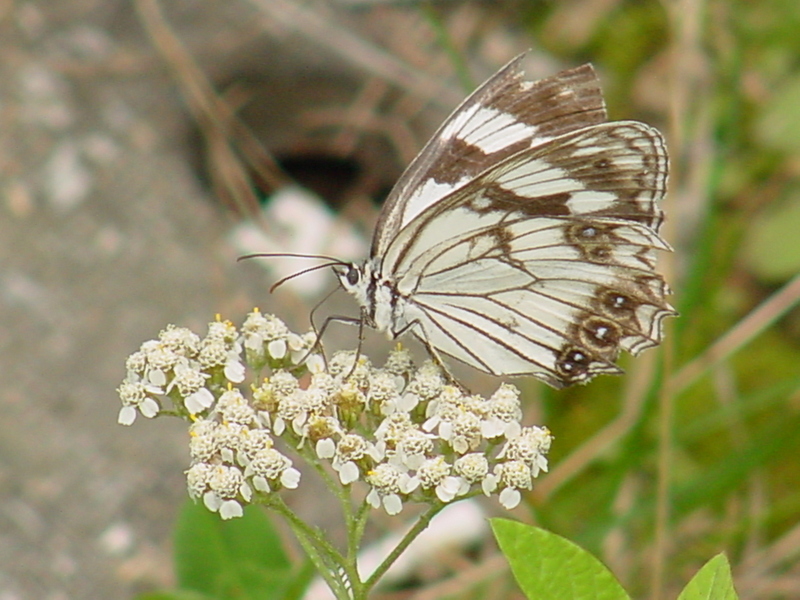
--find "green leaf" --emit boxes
[173,499,305,600]
[677,554,738,600]
[491,519,629,600]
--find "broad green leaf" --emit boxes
[173,499,300,600]
[677,554,738,600]
[491,519,629,600]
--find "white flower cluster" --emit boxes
[117,311,552,518]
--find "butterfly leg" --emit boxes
[305,313,363,371]
[392,319,471,393]
[344,308,368,380]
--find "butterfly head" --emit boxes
[332,261,371,308]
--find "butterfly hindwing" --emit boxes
[380,121,673,385]
[388,216,672,385]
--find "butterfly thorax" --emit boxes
[334,258,405,337]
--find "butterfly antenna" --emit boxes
[237,252,348,293]
[239,251,364,376]
[237,252,341,262]
[268,262,346,294]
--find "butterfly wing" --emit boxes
[381,121,674,387]
[372,56,607,258]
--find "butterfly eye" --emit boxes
[346,267,360,286]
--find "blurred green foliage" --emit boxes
[516,0,800,597]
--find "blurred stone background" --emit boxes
[2,2,237,597]
[0,1,530,597]
[16,1,799,598]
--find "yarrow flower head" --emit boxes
[118,311,553,518]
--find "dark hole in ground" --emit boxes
[271,153,362,210]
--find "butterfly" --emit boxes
[325,54,675,388]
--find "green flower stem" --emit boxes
[299,446,363,557]
[337,486,364,597]
[296,442,345,500]
[339,499,372,599]
[340,490,358,566]
[292,525,349,599]
[264,495,350,597]
[363,501,448,590]
[349,499,371,561]
[270,444,375,597]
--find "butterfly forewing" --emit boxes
[372,57,608,257]
[336,56,674,388]
[384,122,669,278]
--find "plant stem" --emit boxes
[363,502,448,590]
[264,495,351,598]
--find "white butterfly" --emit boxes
[329,54,675,388]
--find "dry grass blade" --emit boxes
[668,273,800,396]
[135,0,288,220]
[737,522,800,597]
[408,553,509,600]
